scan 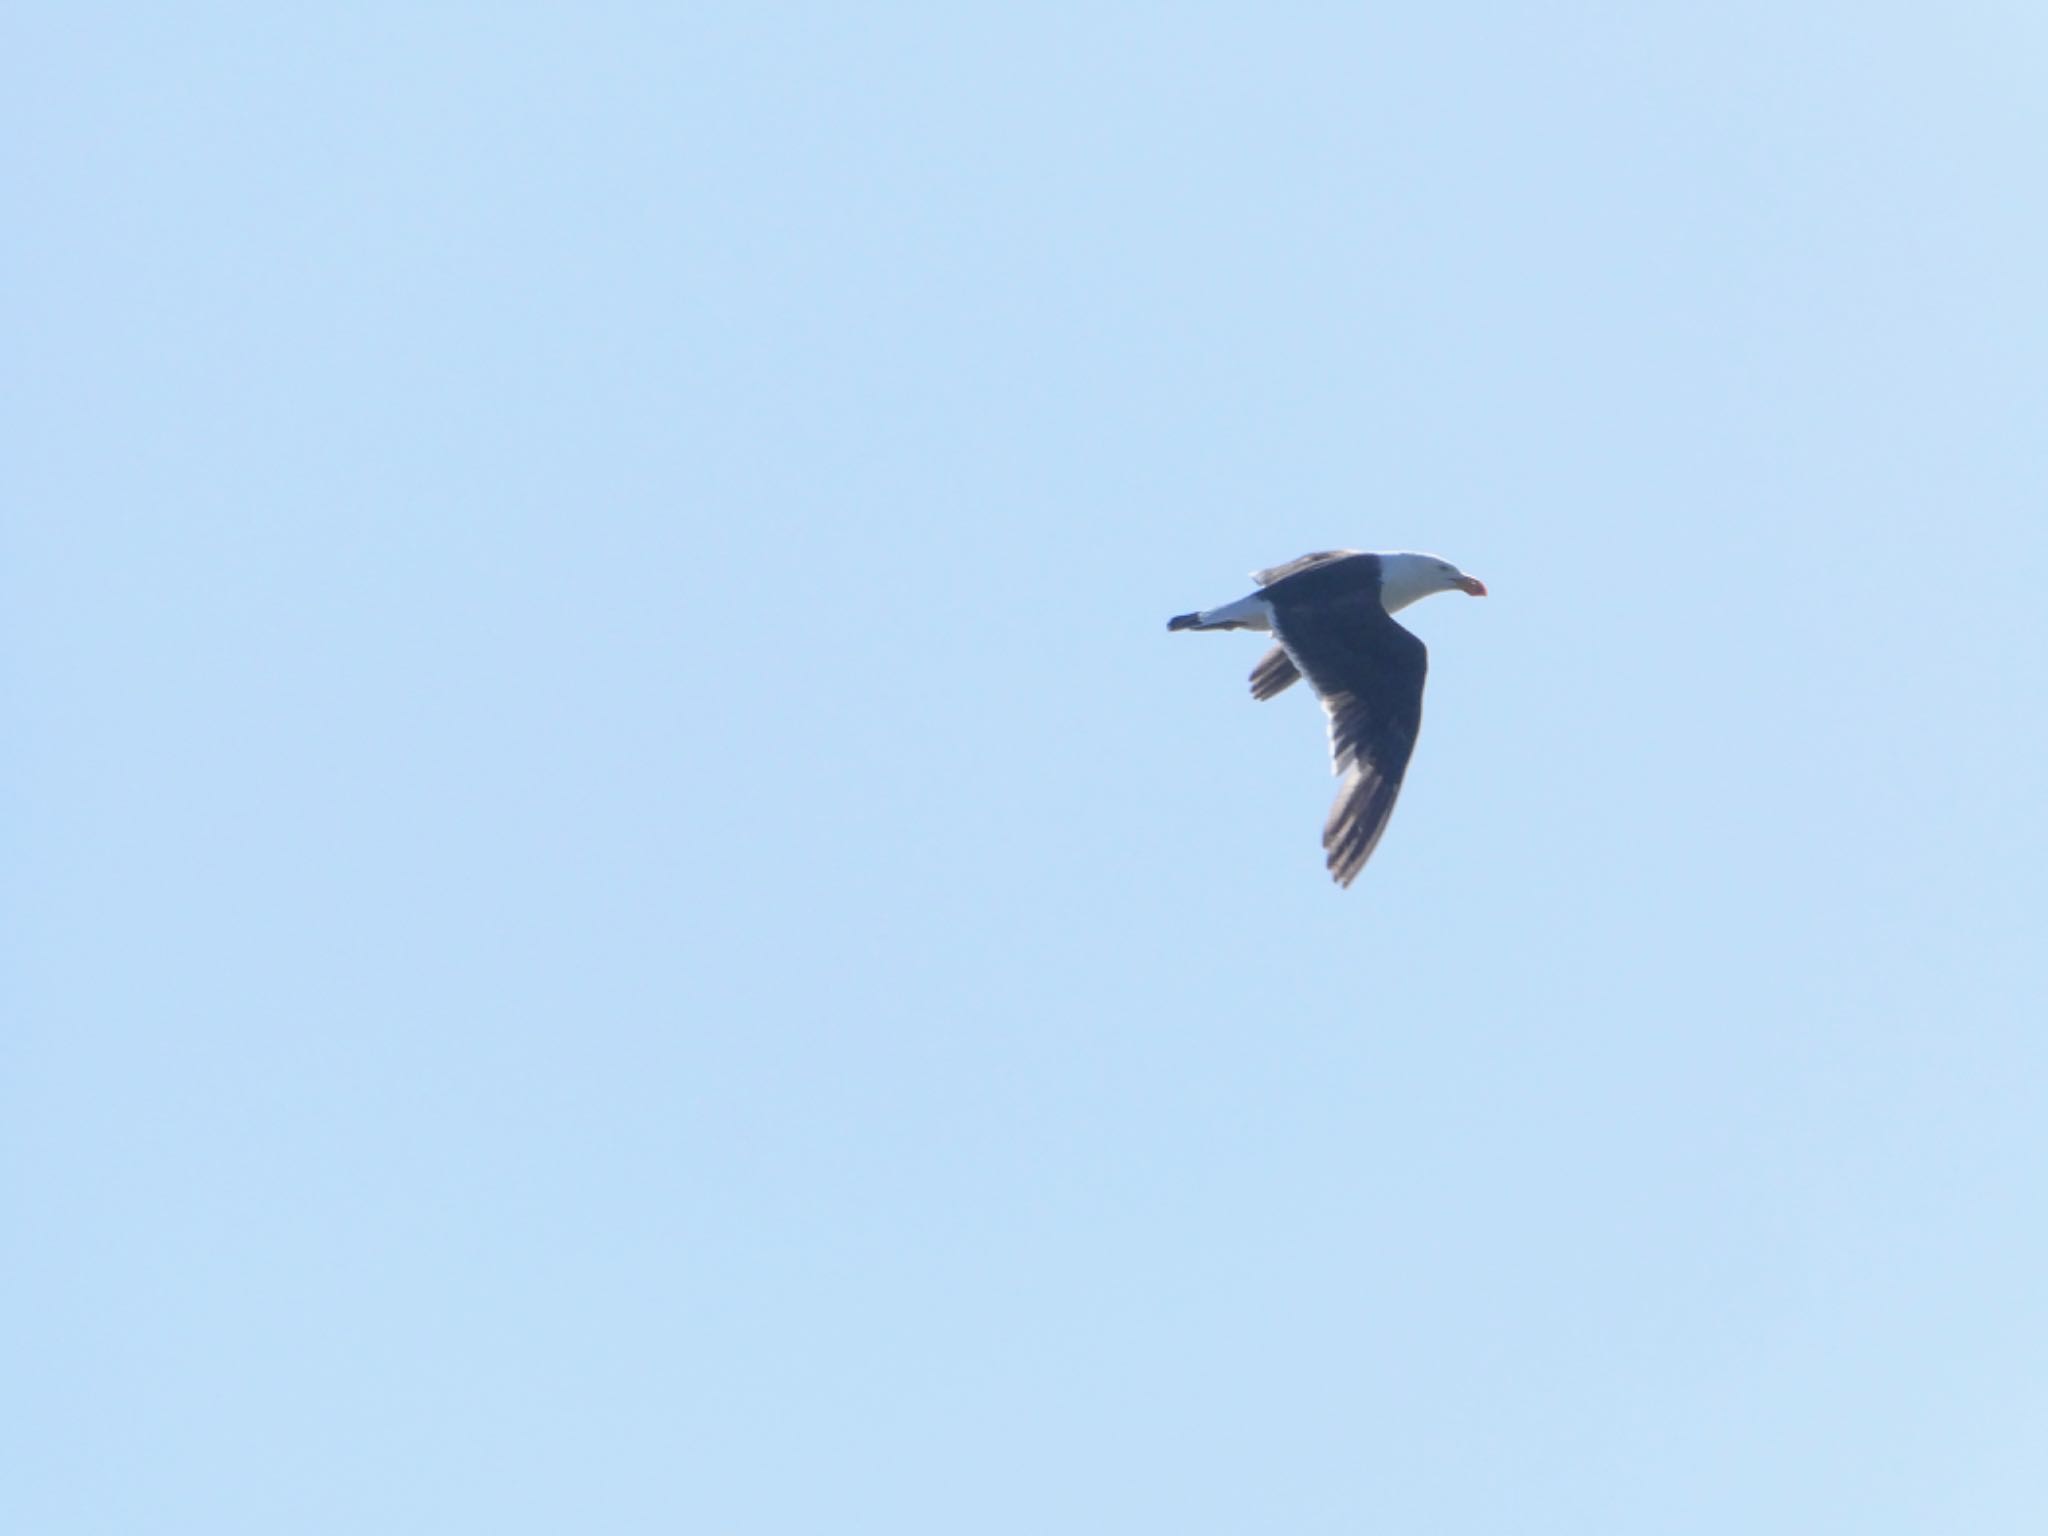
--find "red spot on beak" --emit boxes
[1456,575,1488,597]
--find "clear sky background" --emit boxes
[8,5,2048,1532]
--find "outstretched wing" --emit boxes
[1248,646,1301,701]
[1271,595,1429,887]
[1252,549,1362,587]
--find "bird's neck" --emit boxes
[1375,556,1439,614]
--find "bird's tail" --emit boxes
[1166,593,1272,633]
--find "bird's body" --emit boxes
[1168,551,1485,886]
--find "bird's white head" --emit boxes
[1376,552,1488,613]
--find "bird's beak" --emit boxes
[1454,575,1488,597]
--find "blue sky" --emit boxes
[8,5,2048,1531]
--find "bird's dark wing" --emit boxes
[1251,550,1363,588]
[1271,595,1429,887]
[1248,646,1301,701]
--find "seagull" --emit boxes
[1168,551,1486,886]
